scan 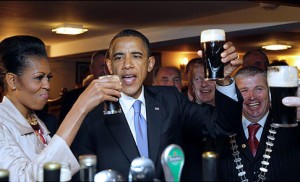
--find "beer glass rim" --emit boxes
[268,65,297,68]
[200,29,225,42]
[267,65,298,87]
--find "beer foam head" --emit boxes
[201,29,225,42]
[267,66,299,87]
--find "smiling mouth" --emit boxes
[40,93,49,99]
[248,102,260,107]
[201,90,211,93]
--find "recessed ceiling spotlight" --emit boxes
[262,44,291,51]
[52,24,88,35]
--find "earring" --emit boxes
[12,86,16,90]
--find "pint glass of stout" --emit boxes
[267,66,299,127]
[201,29,225,80]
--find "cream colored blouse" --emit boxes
[0,96,80,181]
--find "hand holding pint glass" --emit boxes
[201,29,226,80]
[267,66,298,127]
[98,75,122,115]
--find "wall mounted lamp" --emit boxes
[262,44,291,51]
[180,57,189,67]
[52,24,88,35]
[180,57,189,79]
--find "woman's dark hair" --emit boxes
[0,35,47,91]
[108,29,152,57]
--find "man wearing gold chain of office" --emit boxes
[216,66,300,181]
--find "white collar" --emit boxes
[0,96,50,135]
[242,111,269,130]
[119,85,146,112]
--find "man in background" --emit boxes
[182,58,201,100]
[152,66,182,92]
[182,58,217,181]
[59,50,108,123]
[242,49,269,71]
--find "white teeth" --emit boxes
[123,75,134,78]
[201,90,210,93]
[249,102,259,107]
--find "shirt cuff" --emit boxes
[216,78,238,101]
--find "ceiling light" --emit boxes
[52,24,88,35]
[262,44,291,51]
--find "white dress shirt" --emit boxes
[119,82,238,143]
[242,111,269,141]
[119,86,147,143]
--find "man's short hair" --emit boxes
[234,66,267,82]
[109,29,151,57]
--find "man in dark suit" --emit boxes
[71,29,243,180]
[59,50,108,123]
[217,66,300,181]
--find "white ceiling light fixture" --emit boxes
[52,24,88,35]
[262,44,291,51]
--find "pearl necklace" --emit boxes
[229,123,279,182]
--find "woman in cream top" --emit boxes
[0,35,122,181]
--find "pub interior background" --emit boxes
[0,1,299,100]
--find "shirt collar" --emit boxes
[242,111,269,129]
[119,85,146,111]
[1,96,50,135]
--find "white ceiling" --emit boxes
[0,1,299,59]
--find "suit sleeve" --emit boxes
[182,85,243,138]
[213,86,243,136]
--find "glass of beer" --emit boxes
[99,75,122,115]
[37,162,71,182]
[267,66,299,127]
[200,29,226,80]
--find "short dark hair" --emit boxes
[269,60,289,66]
[243,49,269,69]
[108,29,151,57]
[0,35,47,91]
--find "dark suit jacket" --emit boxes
[71,86,242,181]
[181,102,217,181]
[217,113,300,181]
[59,87,86,124]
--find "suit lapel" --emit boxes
[104,111,140,163]
[236,125,254,161]
[144,87,162,165]
[255,115,273,159]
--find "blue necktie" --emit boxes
[133,100,148,157]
